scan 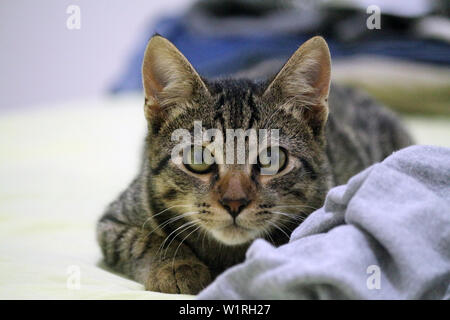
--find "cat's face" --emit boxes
[143,36,332,246]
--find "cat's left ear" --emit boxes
[263,36,331,136]
[142,35,209,123]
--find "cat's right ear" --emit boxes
[142,35,209,124]
[263,36,331,136]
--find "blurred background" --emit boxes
[1,0,449,114]
[0,0,449,299]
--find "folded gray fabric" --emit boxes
[198,145,450,299]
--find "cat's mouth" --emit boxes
[209,220,259,245]
[223,221,252,232]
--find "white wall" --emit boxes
[0,0,194,110]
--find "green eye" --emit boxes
[258,147,287,174]
[184,146,214,174]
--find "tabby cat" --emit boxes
[97,35,413,294]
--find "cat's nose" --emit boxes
[219,198,250,218]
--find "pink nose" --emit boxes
[219,198,250,218]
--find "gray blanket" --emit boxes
[198,145,450,299]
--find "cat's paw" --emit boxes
[146,259,212,294]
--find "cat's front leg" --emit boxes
[146,257,211,294]
[139,229,212,294]
[97,212,211,295]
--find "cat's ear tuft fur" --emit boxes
[142,35,209,122]
[264,36,331,135]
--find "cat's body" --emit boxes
[97,36,413,294]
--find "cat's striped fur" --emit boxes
[97,35,413,294]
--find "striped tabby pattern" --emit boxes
[97,36,413,294]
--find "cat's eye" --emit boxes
[257,147,287,175]
[183,146,215,174]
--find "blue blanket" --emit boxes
[111,2,450,94]
[198,145,450,299]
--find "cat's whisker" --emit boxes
[272,215,302,225]
[273,218,296,234]
[271,204,319,211]
[145,212,197,240]
[141,204,195,230]
[143,211,199,240]
[171,224,203,271]
[266,220,292,240]
[159,224,197,260]
[271,213,305,237]
[159,219,200,259]
[270,211,308,222]
[261,227,276,245]
[201,228,208,250]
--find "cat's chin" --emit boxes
[209,224,259,246]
